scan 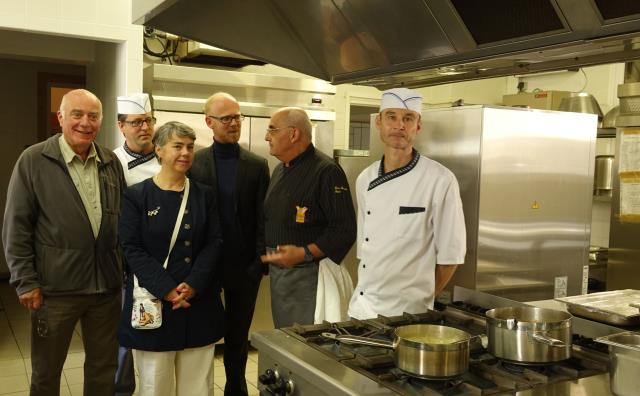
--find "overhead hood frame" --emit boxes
[134,0,640,89]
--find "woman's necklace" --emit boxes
[153,175,186,191]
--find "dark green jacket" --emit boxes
[2,133,126,296]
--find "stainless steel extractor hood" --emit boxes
[134,0,640,89]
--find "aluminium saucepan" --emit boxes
[323,324,479,379]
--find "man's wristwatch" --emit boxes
[303,245,314,263]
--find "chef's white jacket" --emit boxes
[348,153,466,320]
[114,146,161,186]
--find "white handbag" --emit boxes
[131,178,190,330]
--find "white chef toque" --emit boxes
[380,88,422,114]
[117,93,151,114]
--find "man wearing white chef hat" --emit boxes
[113,93,160,186]
[348,87,467,320]
[113,93,160,396]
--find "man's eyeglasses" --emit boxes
[123,117,156,128]
[266,126,293,134]
[207,114,245,125]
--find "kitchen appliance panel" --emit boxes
[420,106,596,302]
[154,110,252,151]
[476,107,595,300]
[252,287,615,395]
[420,107,483,299]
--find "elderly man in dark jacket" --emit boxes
[2,89,126,396]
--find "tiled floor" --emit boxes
[0,281,260,395]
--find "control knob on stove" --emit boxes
[272,377,295,395]
[258,368,279,385]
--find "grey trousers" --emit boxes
[30,292,121,396]
[269,262,318,328]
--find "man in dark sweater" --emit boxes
[189,92,270,396]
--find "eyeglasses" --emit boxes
[266,126,294,134]
[123,117,156,127]
[207,114,245,125]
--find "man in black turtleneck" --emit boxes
[189,92,269,396]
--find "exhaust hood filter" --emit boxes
[593,0,640,21]
[451,0,564,45]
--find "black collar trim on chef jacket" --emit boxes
[367,148,420,191]
[123,143,157,170]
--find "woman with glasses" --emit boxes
[118,121,225,396]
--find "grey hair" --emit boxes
[277,107,312,140]
[152,121,196,148]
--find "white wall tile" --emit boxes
[60,0,97,24]
[60,19,96,38]
[96,0,129,26]
[26,0,61,19]
[24,16,62,34]
[0,0,26,16]
[0,11,26,30]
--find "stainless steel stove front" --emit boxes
[252,330,401,396]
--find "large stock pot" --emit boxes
[485,306,572,363]
[323,324,476,379]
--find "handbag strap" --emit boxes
[134,178,191,289]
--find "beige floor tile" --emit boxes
[59,386,72,396]
[212,373,226,389]
[0,359,26,378]
[63,367,83,386]
[16,342,29,359]
[213,387,224,396]
[67,335,84,353]
[0,338,19,350]
[68,383,83,396]
[22,359,30,375]
[0,344,22,361]
[248,384,260,396]
[7,320,30,333]
[5,311,29,322]
[62,352,85,369]
[245,370,258,387]
[0,373,29,394]
[246,359,258,371]
[1,392,29,396]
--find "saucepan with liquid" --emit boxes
[322,324,479,378]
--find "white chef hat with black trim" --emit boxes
[117,93,151,114]
[380,88,422,114]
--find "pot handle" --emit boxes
[531,332,566,347]
[452,333,488,348]
[321,332,395,349]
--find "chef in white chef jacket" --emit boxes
[113,93,160,186]
[348,87,467,320]
[112,93,160,395]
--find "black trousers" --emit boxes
[223,278,261,396]
[30,293,120,396]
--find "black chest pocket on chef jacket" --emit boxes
[394,206,428,240]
